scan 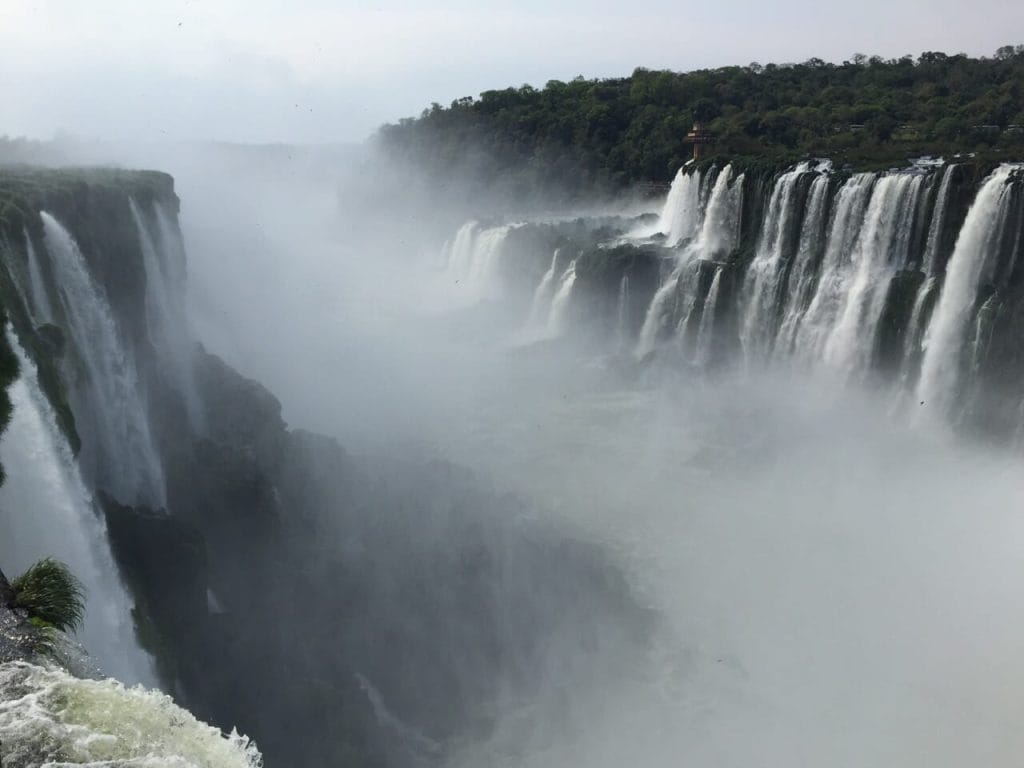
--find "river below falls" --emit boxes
[428,348,1024,768]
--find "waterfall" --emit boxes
[793,173,877,361]
[0,327,154,685]
[658,168,702,245]
[153,199,189,290]
[636,166,739,358]
[694,166,742,256]
[615,274,630,349]
[430,160,1023,438]
[130,198,204,429]
[917,165,1019,417]
[921,164,956,276]
[445,221,479,278]
[672,261,708,347]
[39,211,166,508]
[823,173,925,375]
[24,229,54,324]
[740,163,815,358]
[635,264,684,358]
[545,260,577,338]
[0,662,259,767]
[694,266,723,366]
[131,198,175,346]
[444,222,514,302]
[898,167,957,380]
[900,276,939,378]
[526,249,561,333]
[774,173,831,356]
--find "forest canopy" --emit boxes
[378,47,1024,198]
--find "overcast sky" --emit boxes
[2,0,1022,144]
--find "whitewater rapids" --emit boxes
[0,661,261,768]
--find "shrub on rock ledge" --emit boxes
[12,557,85,632]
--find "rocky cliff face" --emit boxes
[0,167,651,768]
[0,569,46,665]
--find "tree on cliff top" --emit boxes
[378,46,1024,198]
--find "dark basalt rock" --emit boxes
[874,269,926,376]
[0,568,48,664]
[34,324,65,359]
[0,567,15,609]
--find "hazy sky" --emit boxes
[2,0,1022,144]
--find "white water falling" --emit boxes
[40,211,166,509]
[774,174,831,356]
[823,173,925,375]
[545,260,577,338]
[525,249,561,333]
[615,274,630,350]
[968,293,999,376]
[917,165,1019,417]
[694,266,723,366]
[444,221,479,279]
[900,276,939,376]
[793,173,877,360]
[130,198,204,430]
[897,167,959,380]
[921,164,956,276]
[636,167,739,358]
[153,200,190,290]
[0,327,155,685]
[444,222,514,302]
[672,262,709,345]
[635,267,681,358]
[24,229,54,324]
[740,163,814,358]
[658,167,703,246]
[694,166,742,256]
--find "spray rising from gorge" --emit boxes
[0,136,1023,768]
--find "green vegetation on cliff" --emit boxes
[10,557,85,633]
[379,47,1024,197]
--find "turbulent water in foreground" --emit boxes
[0,661,261,767]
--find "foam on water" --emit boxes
[0,661,261,768]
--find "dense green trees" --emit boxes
[378,47,1024,198]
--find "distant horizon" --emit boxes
[3,44,1023,154]
[3,0,1022,144]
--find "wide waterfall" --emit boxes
[457,159,1024,436]
[39,211,166,508]
[423,156,1024,768]
[3,145,1022,768]
[917,165,1020,418]
[0,328,154,685]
